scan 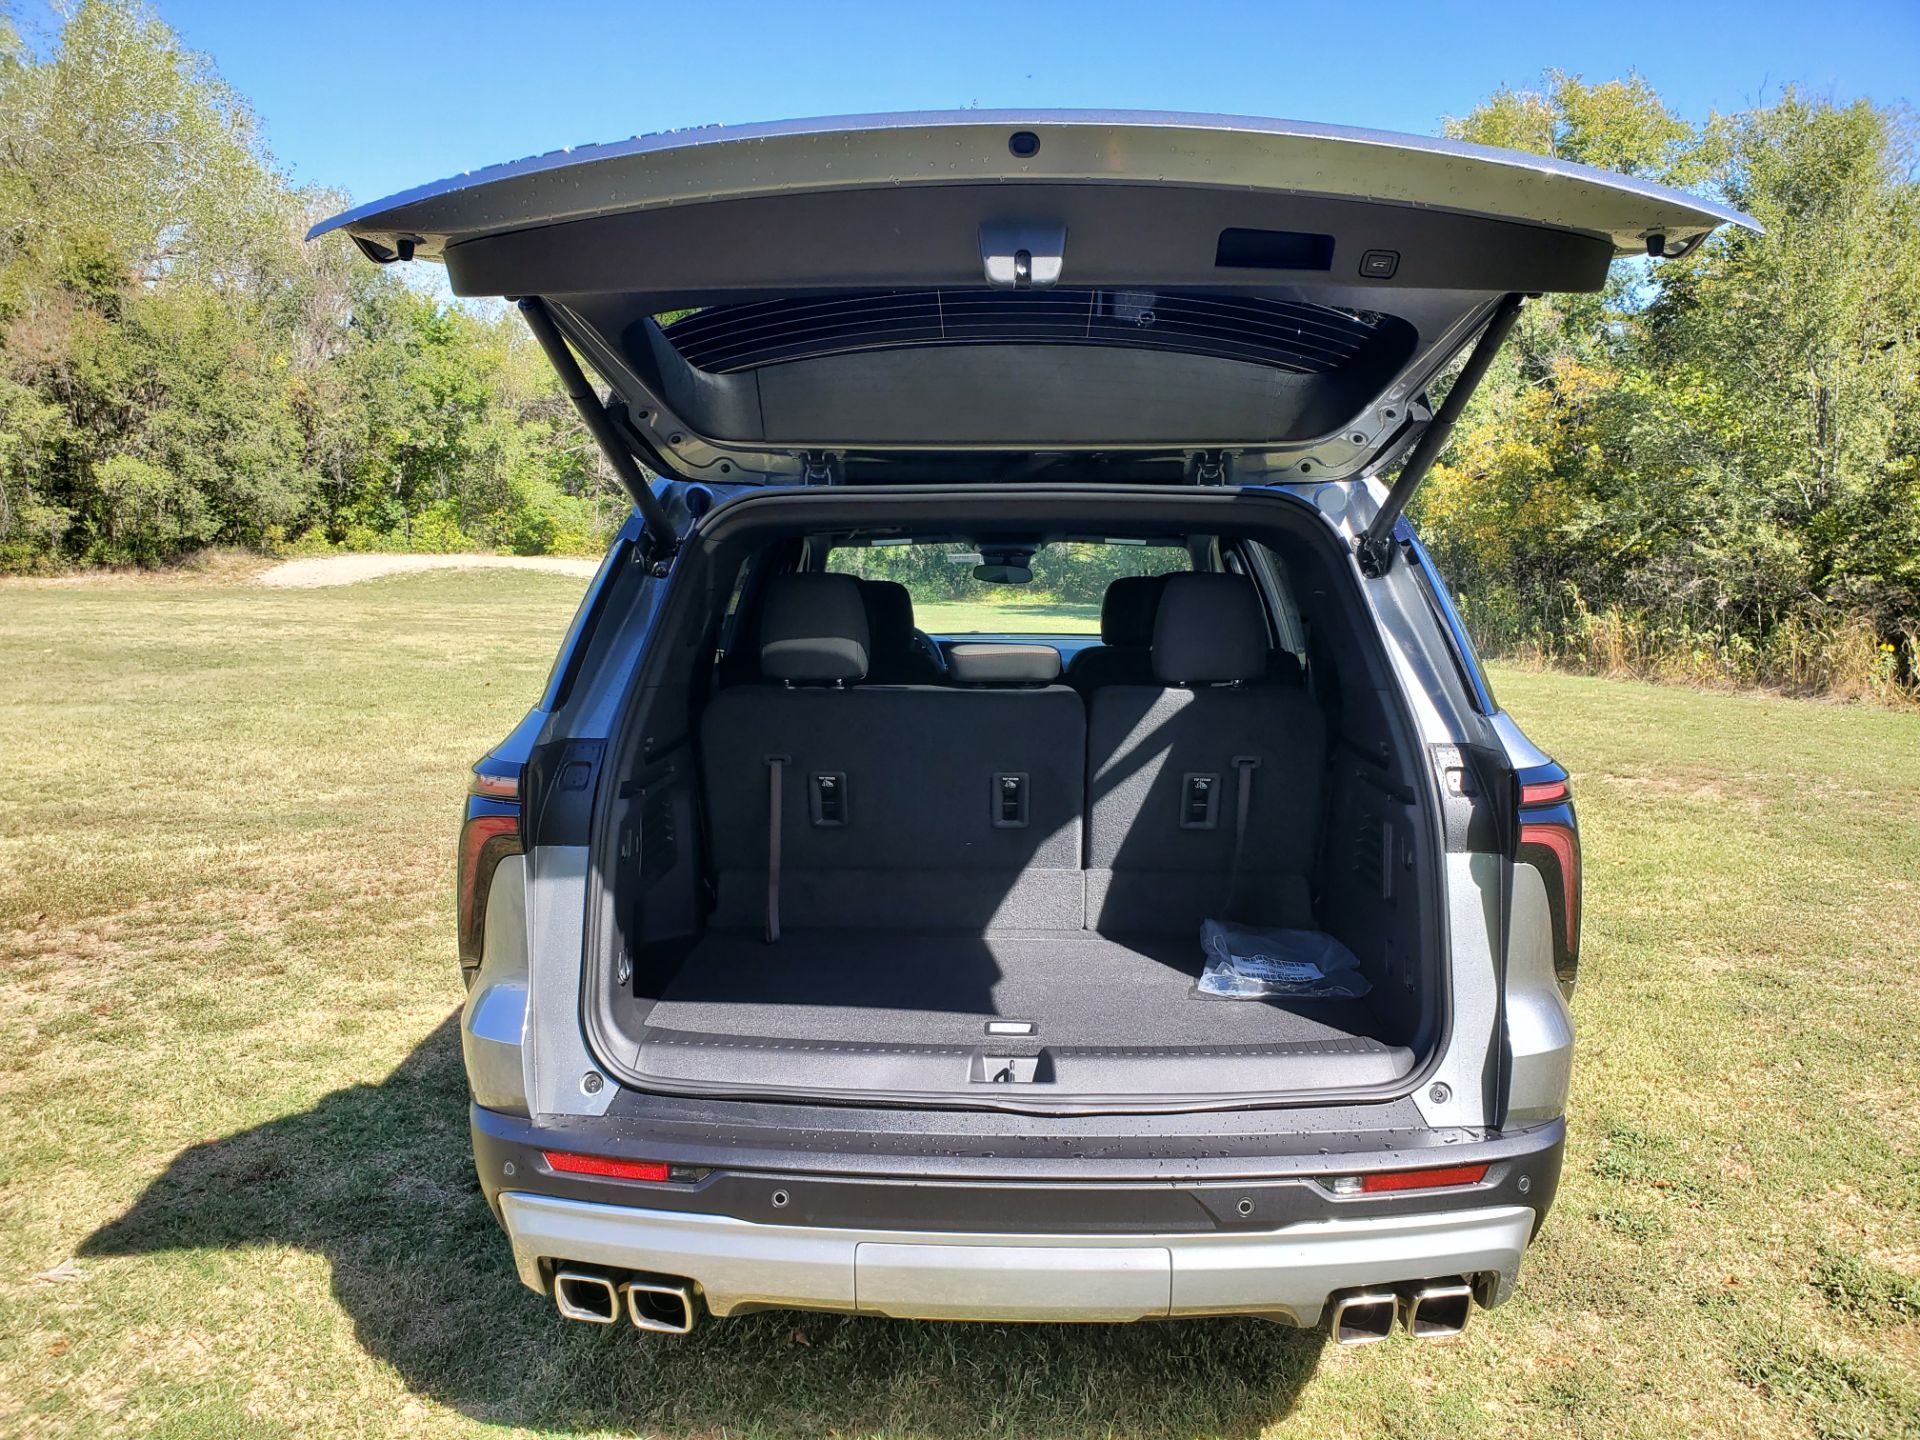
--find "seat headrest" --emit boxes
[759,574,870,683]
[946,643,1062,685]
[858,579,917,655]
[1151,573,1269,684]
[1099,573,1169,647]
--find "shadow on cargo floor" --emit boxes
[81,1015,1325,1437]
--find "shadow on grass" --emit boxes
[81,1016,1325,1436]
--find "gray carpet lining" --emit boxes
[646,929,1400,1052]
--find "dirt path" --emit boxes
[253,554,600,588]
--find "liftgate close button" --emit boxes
[1360,249,1400,279]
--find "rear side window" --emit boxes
[827,541,1190,634]
[1238,542,1309,664]
[1406,533,1497,714]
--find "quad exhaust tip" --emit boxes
[623,1277,697,1335]
[1330,1278,1476,1344]
[553,1266,699,1334]
[1330,1290,1398,1345]
[1402,1280,1473,1339]
[553,1268,621,1324]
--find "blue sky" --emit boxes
[98,0,1920,206]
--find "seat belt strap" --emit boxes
[764,755,788,943]
[1229,755,1260,918]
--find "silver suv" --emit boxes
[316,112,1746,1342]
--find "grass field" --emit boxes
[910,597,1101,634]
[2,570,1918,1439]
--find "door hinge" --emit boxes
[1190,450,1231,485]
[1354,530,1401,579]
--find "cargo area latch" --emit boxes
[971,1054,1046,1084]
[980,221,1065,288]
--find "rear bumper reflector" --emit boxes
[543,1151,671,1183]
[1358,1163,1490,1193]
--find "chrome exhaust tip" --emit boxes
[1401,1279,1474,1339]
[552,1267,621,1324]
[623,1277,697,1334]
[1330,1290,1398,1345]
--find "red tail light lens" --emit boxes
[458,767,523,975]
[1358,1163,1489,1193]
[1520,819,1581,953]
[1517,766,1581,990]
[542,1151,671,1182]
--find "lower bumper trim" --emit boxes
[499,1191,1538,1326]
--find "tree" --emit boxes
[1420,75,1920,691]
[0,0,628,568]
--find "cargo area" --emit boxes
[634,929,1416,1096]
[585,498,1449,1111]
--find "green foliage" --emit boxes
[828,541,1187,606]
[5,17,1918,700]
[1445,69,1696,181]
[1423,74,1920,697]
[0,0,626,570]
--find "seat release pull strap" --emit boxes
[764,755,789,943]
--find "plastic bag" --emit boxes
[1196,920,1372,999]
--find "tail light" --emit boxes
[458,764,523,979]
[1516,763,1580,994]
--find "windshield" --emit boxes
[827,541,1191,635]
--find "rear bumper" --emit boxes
[477,1101,1564,1325]
[499,1190,1538,1325]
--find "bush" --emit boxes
[402,500,475,554]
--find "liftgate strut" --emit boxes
[1354,292,1525,579]
[519,296,680,564]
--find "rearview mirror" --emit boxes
[973,564,1033,585]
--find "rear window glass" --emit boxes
[826,542,1190,635]
[663,290,1404,375]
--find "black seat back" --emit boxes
[1086,574,1326,933]
[1065,573,1167,692]
[858,578,946,684]
[701,574,1085,933]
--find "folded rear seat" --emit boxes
[700,574,1086,936]
[1087,573,1327,934]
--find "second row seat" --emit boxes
[699,571,1326,940]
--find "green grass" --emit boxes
[1,573,1917,1438]
[910,596,1101,635]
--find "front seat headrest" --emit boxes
[759,574,870,683]
[858,579,918,655]
[1151,573,1269,685]
[1099,574,1169,648]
